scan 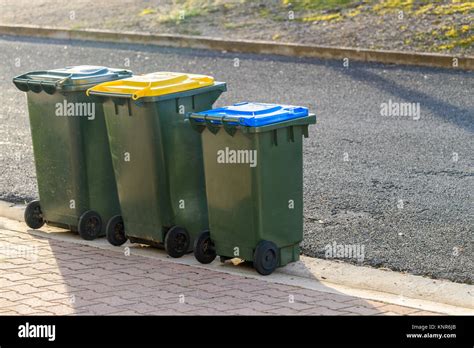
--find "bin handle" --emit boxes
[203,115,220,134]
[87,90,134,99]
[189,113,241,135]
[221,116,237,136]
[190,113,236,123]
[13,74,72,94]
[188,116,206,133]
[131,82,152,100]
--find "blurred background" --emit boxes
[1,0,473,54]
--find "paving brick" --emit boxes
[274,301,315,311]
[64,289,110,301]
[19,297,55,308]
[35,273,65,282]
[311,299,354,310]
[199,300,245,312]
[95,295,138,307]
[256,288,291,299]
[266,283,299,292]
[145,308,183,315]
[320,292,357,303]
[0,279,20,288]
[161,302,207,313]
[139,296,176,307]
[264,307,301,315]
[244,301,277,312]
[77,303,124,315]
[0,290,29,301]
[342,298,391,308]
[248,294,288,305]
[4,303,48,315]
[300,306,348,316]
[0,297,16,307]
[82,283,116,293]
[377,304,421,315]
[225,282,265,293]
[13,267,48,276]
[207,295,249,305]
[166,277,203,287]
[0,272,35,281]
[227,307,268,315]
[343,306,384,315]
[186,307,223,315]
[22,278,60,288]
[124,302,165,315]
[41,304,76,315]
[7,283,43,295]
[31,290,71,301]
[191,283,230,294]
[109,310,141,315]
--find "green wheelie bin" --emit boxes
[189,102,316,275]
[87,72,226,257]
[13,66,132,240]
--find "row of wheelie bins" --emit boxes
[13,65,315,275]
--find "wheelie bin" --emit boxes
[189,102,316,275]
[87,72,226,257]
[13,66,132,240]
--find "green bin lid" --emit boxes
[12,66,132,94]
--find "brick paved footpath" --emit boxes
[0,228,439,315]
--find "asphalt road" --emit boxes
[0,36,472,283]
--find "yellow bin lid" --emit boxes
[87,72,215,100]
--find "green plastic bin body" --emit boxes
[191,113,315,267]
[13,66,132,234]
[95,83,227,246]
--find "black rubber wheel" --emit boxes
[24,200,45,229]
[78,210,102,241]
[253,240,278,276]
[194,230,216,264]
[106,215,127,246]
[164,226,190,258]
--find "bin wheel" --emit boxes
[24,200,45,229]
[78,210,102,241]
[106,215,127,246]
[165,226,190,258]
[194,230,216,264]
[254,240,278,276]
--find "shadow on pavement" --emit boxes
[1,225,389,315]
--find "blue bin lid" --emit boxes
[192,102,309,127]
[13,65,132,93]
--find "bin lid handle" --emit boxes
[131,82,153,101]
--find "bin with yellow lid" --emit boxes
[87,72,226,257]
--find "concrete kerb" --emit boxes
[0,200,25,222]
[0,24,472,70]
[0,201,472,314]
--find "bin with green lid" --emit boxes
[87,72,226,257]
[189,102,316,275]
[13,66,132,240]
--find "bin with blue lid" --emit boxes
[189,102,316,275]
[87,72,227,257]
[13,65,132,240]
